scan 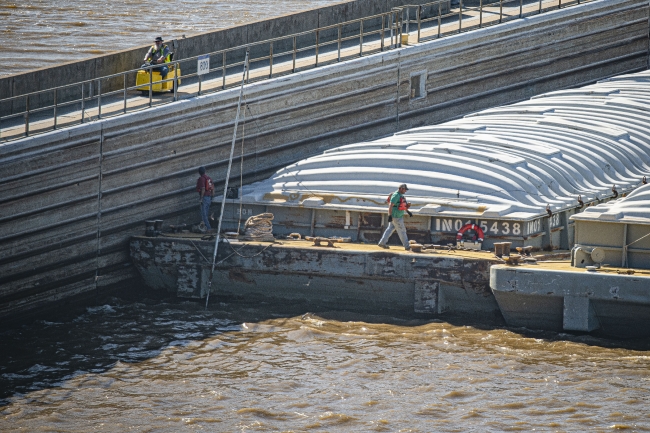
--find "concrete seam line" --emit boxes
[407,19,648,79]
[0,269,101,306]
[99,81,394,157]
[0,133,101,161]
[0,122,102,154]
[92,110,397,209]
[0,159,99,188]
[0,210,99,244]
[99,97,395,181]
[426,34,648,96]
[100,88,393,164]
[0,248,115,292]
[0,231,98,268]
[104,108,393,194]
[0,192,97,223]
[0,242,129,286]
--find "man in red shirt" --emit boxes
[196,167,215,230]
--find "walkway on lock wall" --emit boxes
[0,0,592,143]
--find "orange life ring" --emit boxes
[456,223,484,242]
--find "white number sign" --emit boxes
[197,55,210,76]
[435,218,541,237]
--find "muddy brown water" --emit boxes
[2,0,345,77]
[1,289,649,432]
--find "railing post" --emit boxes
[97,79,102,119]
[559,0,562,8]
[24,95,29,137]
[123,74,127,114]
[293,37,297,71]
[405,7,410,36]
[53,89,58,129]
[381,15,385,51]
[459,0,463,33]
[269,42,274,78]
[316,30,320,66]
[438,1,442,38]
[173,63,178,101]
[148,69,153,107]
[359,20,364,57]
[520,0,523,17]
[222,52,227,89]
[337,25,342,60]
[417,6,421,43]
[390,12,394,47]
[81,83,86,123]
[500,0,503,23]
[480,0,483,27]
[395,11,399,47]
[246,48,250,83]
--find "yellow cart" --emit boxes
[136,63,181,93]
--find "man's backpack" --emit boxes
[197,175,214,193]
[205,176,214,193]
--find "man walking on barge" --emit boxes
[196,166,214,231]
[378,183,411,250]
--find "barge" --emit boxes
[130,70,650,335]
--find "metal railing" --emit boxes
[0,0,589,143]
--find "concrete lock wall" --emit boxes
[0,0,647,317]
[0,0,447,117]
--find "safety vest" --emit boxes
[387,192,408,209]
[149,44,171,63]
[397,194,408,211]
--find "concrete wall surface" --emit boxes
[0,0,446,117]
[0,0,647,318]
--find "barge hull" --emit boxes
[490,265,650,338]
[130,236,502,320]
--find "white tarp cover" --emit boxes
[237,70,650,220]
[571,183,650,225]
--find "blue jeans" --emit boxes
[200,196,212,230]
[379,217,410,249]
[157,65,169,77]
